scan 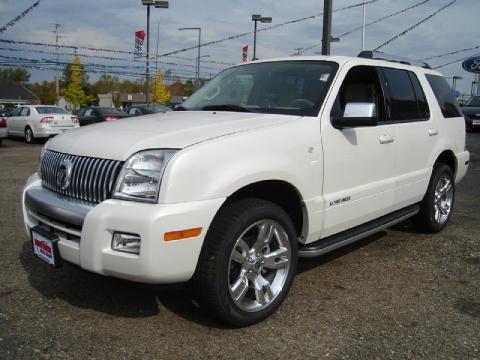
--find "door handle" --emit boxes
[379,134,395,144]
[428,128,438,136]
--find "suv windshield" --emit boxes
[466,96,480,107]
[182,60,338,116]
[36,107,69,114]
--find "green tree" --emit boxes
[63,57,94,110]
[183,80,196,96]
[0,67,31,84]
[27,81,56,104]
[152,70,171,105]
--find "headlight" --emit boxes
[113,149,177,203]
[37,140,50,179]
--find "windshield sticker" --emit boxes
[319,73,330,82]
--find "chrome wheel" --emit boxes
[25,128,32,143]
[228,220,291,312]
[433,174,453,225]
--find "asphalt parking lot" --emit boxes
[0,134,479,359]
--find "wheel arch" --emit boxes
[219,180,308,242]
[434,149,456,177]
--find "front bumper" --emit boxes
[22,173,225,284]
[455,150,470,184]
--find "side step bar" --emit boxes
[298,205,420,258]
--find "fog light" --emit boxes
[112,233,141,254]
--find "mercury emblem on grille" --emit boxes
[56,159,73,190]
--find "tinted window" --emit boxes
[466,96,480,107]
[96,108,126,116]
[20,107,30,116]
[426,74,462,118]
[36,107,68,114]
[408,72,430,119]
[331,65,385,121]
[10,108,21,116]
[84,109,94,116]
[382,68,418,121]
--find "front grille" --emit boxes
[41,150,123,204]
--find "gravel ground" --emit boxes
[0,134,479,359]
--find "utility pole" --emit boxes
[51,24,62,105]
[361,0,366,51]
[146,4,151,104]
[321,0,333,55]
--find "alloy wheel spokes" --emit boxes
[263,247,289,269]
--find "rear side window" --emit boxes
[425,74,462,118]
[381,68,419,121]
[408,73,430,119]
[36,107,68,114]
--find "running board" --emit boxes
[298,205,420,258]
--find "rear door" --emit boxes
[379,67,434,209]
[321,63,397,238]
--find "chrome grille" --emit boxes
[41,150,123,204]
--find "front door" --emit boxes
[320,63,397,238]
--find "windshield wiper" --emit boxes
[173,105,187,111]
[201,104,251,112]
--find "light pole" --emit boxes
[361,0,366,51]
[452,76,463,91]
[251,14,272,61]
[179,27,202,89]
[141,0,169,104]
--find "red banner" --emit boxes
[134,30,145,59]
[242,45,248,62]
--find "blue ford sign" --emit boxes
[462,56,480,74]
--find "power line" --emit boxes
[374,0,457,51]
[0,0,41,33]
[0,0,381,62]
[296,0,432,55]
[433,52,480,69]
[419,44,480,61]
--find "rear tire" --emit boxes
[25,127,35,144]
[415,163,455,233]
[193,198,298,327]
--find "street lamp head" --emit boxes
[260,16,272,23]
[252,14,262,21]
[142,0,169,7]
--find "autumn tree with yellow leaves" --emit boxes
[152,70,171,105]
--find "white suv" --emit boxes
[22,52,469,326]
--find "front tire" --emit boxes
[25,127,35,144]
[415,163,455,233]
[193,198,298,326]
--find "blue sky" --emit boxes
[0,0,478,95]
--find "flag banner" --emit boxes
[242,45,248,62]
[134,30,145,59]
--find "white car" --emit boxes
[0,114,7,145]
[22,52,469,326]
[8,105,79,143]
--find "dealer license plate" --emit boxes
[31,226,61,267]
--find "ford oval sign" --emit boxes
[462,56,480,74]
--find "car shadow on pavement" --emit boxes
[19,228,399,328]
[19,240,231,328]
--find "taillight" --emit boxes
[40,116,54,123]
[102,116,120,121]
[0,118,7,128]
[71,116,79,123]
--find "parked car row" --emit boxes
[463,95,480,132]
[0,104,171,145]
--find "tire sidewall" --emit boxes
[210,200,298,326]
[425,164,455,232]
[25,127,33,144]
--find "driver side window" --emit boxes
[331,65,385,122]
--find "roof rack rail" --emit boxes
[358,50,431,69]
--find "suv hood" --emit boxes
[47,111,296,160]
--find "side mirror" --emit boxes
[332,102,378,129]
